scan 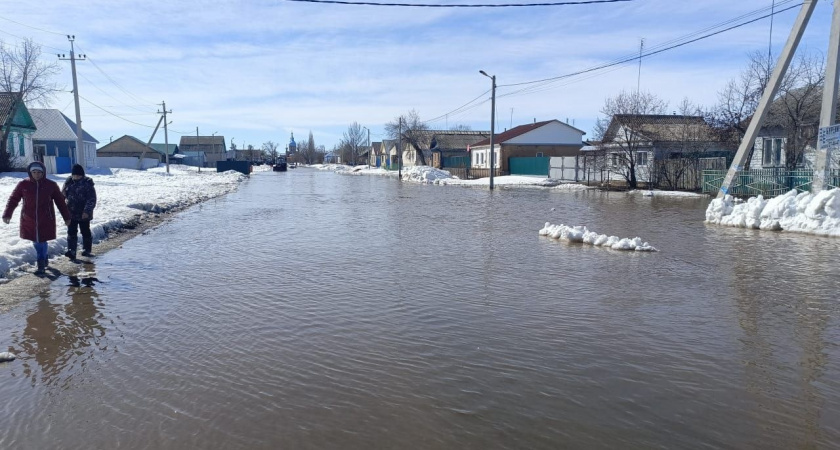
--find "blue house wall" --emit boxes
[35,139,74,158]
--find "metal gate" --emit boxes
[509,157,549,176]
[549,156,580,181]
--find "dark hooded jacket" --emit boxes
[2,161,71,242]
[62,170,97,221]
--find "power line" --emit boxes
[502,2,802,89]
[422,1,802,127]
[426,88,491,124]
[78,94,156,128]
[76,44,158,108]
[283,0,631,6]
[0,14,65,36]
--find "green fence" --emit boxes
[702,169,840,197]
[509,157,550,176]
[442,156,470,168]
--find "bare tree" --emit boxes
[652,98,715,190]
[262,141,279,164]
[339,122,367,166]
[385,109,430,166]
[594,90,668,189]
[0,38,61,170]
[709,50,825,169]
[297,131,317,165]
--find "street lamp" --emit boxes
[480,70,496,190]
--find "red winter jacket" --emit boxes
[3,172,71,243]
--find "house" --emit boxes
[368,142,383,167]
[600,114,731,185]
[747,86,833,170]
[397,130,491,168]
[428,130,490,169]
[179,136,227,167]
[30,109,100,173]
[0,92,37,170]
[469,120,585,174]
[97,135,178,169]
[382,139,398,167]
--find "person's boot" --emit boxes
[65,250,76,260]
[35,259,45,274]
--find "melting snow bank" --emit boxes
[0,166,247,281]
[705,188,840,237]
[539,222,658,251]
[317,164,595,189]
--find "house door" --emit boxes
[33,144,46,162]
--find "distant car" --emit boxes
[273,157,287,172]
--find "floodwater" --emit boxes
[1,169,839,449]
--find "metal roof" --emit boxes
[29,109,77,140]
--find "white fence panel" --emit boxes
[549,156,580,181]
[98,157,159,170]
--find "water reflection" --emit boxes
[12,267,110,387]
[730,234,835,447]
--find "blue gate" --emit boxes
[56,157,72,174]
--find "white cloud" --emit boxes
[3,0,834,148]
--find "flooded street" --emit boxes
[1,169,839,449]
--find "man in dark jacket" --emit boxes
[62,164,97,259]
[2,161,71,274]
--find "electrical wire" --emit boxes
[78,94,157,128]
[283,0,631,6]
[0,14,66,36]
[424,1,803,125]
[501,2,802,89]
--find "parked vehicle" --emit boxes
[273,156,287,172]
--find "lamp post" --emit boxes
[479,70,496,190]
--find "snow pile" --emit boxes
[400,166,455,184]
[705,188,840,236]
[628,189,706,198]
[539,222,657,251]
[1,166,246,281]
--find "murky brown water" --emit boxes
[1,169,839,449]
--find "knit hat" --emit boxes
[71,164,85,176]
[28,161,46,173]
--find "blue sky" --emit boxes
[1,0,834,151]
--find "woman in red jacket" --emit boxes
[2,161,71,274]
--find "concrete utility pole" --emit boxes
[58,35,86,168]
[717,0,818,198]
[398,117,402,180]
[196,127,201,172]
[480,70,496,190]
[158,101,171,174]
[812,0,840,193]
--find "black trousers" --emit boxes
[68,219,92,253]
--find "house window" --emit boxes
[19,135,25,157]
[6,135,12,154]
[536,152,544,157]
[762,138,783,167]
[611,153,619,167]
[636,151,648,166]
